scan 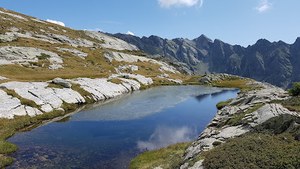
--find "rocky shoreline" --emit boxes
[0,74,154,119]
[180,74,300,169]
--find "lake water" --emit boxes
[8,86,238,169]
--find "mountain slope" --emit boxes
[0,8,188,119]
[0,8,185,83]
[113,33,300,88]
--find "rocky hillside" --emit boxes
[180,74,300,169]
[0,7,185,119]
[113,33,300,88]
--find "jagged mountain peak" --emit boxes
[255,38,272,46]
[194,34,213,43]
[113,32,300,88]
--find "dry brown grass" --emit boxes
[211,79,260,92]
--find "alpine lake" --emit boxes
[7,86,238,169]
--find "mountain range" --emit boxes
[113,33,300,88]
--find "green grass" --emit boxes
[61,102,78,112]
[182,75,204,85]
[130,142,190,169]
[211,79,247,90]
[0,155,14,168]
[0,141,17,154]
[216,99,233,110]
[108,78,123,84]
[280,97,300,112]
[210,78,261,92]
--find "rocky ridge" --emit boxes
[180,74,300,169]
[113,34,300,88]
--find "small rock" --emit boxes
[52,78,72,88]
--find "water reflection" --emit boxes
[211,89,239,98]
[195,94,210,102]
[71,86,224,121]
[137,126,195,151]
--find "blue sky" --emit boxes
[1,0,300,46]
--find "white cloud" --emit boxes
[255,0,272,13]
[46,19,65,27]
[126,31,135,36]
[158,0,203,8]
[137,126,195,151]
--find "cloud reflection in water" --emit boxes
[137,126,196,151]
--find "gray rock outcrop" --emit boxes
[0,75,148,119]
[0,89,42,119]
[0,46,63,69]
[0,32,18,42]
[0,82,85,112]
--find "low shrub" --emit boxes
[203,133,300,169]
[289,82,300,96]
[203,115,300,169]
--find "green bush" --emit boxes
[203,133,300,169]
[203,115,300,169]
[289,82,300,96]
